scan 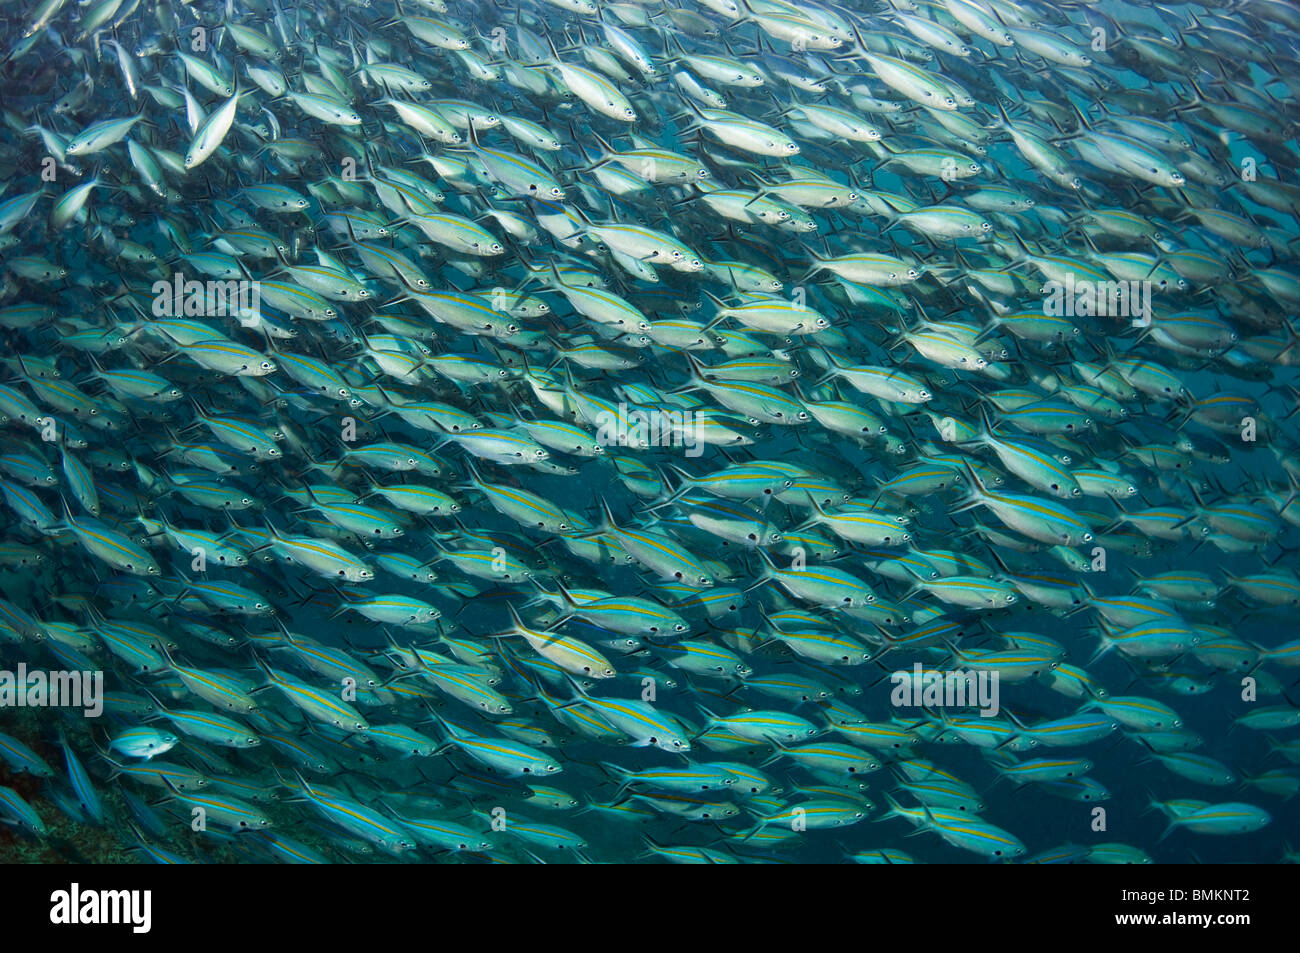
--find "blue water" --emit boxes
[0,0,1298,864]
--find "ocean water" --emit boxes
[0,0,1297,865]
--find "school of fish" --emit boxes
[0,0,1298,864]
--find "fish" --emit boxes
[0,0,1294,869]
